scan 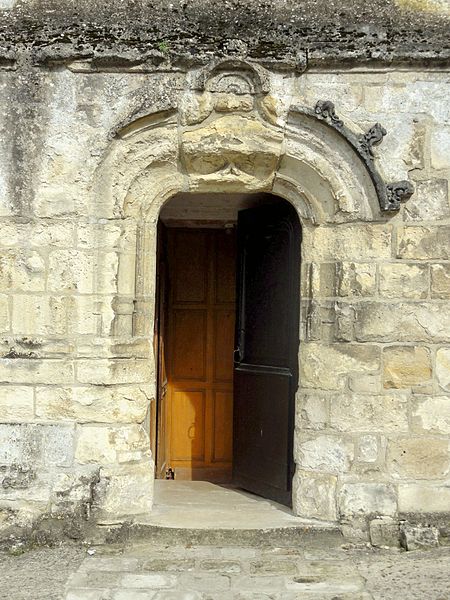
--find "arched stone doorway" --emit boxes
[155,192,301,506]
[91,58,389,520]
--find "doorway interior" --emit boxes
[153,193,301,507]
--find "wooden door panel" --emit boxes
[233,203,300,506]
[172,309,207,381]
[171,230,208,303]
[163,227,236,481]
[214,232,236,303]
[213,309,235,383]
[170,389,206,461]
[213,391,233,462]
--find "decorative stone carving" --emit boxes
[314,100,343,128]
[386,181,415,207]
[298,101,414,212]
[359,123,387,159]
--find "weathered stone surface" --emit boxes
[48,250,95,294]
[35,386,149,424]
[339,484,397,517]
[411,396,450,435]
[400,523,439,551]
[0,359,74,385]
[358,435,379,463]
[436,348,450,391]
[303,225,392,262]
[403,179,449,221]
[296,434,354,473]
[0,250,46,292]
[396,226,450,260]
[0,423,75,467]
[12,295,69,336]
[379,263,428,299]
[355,302,450,342]
[292,470,337,521]
[300,343,380,391]
[329,393,408,432]
[76,360,151,385]
[75,425,150,465]
[296,393,328,430]
[431,264,450,298]
[0,294,9,334]
[96,462,154,516]
[369,517,400,548]
[0,386,34,421]
[383,346,432,389]
[336,262,376,297]
[431,125,450,171]
[398,484,450,513]
[387,437,450,479]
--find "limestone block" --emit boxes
[396,226,450,260]
[400,523,439,550]
[0,386,34,421]
[336,262,376,297]
[358,435,379,462]
[95,462,154,516]
[329,393,408,432]
[12,295,68,336]
[0,423,75,467]
[300,343,379,391]
[0,359,74,385]
[348,374,380,393]
[0,250,46,292]
[50,466,100,516]
[75,424,150,465]
[0,222,75,249]
[369,517,400,548]
[35,386,149,424]
[436,348,450,391]
[383,346,432,389]
[0,468,53,503]
[355,302,450,343]
[379,263,428,299]
[411,396,450,435]
[431,264,450,299]
[339,483,397,518]
[398,484,450,512]
[0,294,9,333]
[387,437,450,479]
[76,359,151,385]
[404,179,449,222]
[77,221,131,250]
[431,125,450,170]
[181,114,283,191]
[94,252,119,294]
[296,434,354,473]
[48,249,95,293]
[292,470,337,521]
[296,393,328,430]
[66,296,115,336]
[303,225,392,262]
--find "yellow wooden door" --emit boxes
[165,228,236,481]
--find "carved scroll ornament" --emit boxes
[311,100,414,212]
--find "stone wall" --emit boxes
[0,35,449,544]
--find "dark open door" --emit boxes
[233,201,301,506]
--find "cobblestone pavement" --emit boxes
[2,541,450,599]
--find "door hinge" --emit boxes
[165,467,175,480]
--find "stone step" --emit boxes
[128,523,343,548]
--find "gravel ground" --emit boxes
[0,545,85,600]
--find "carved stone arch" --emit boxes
[89,92,413,518]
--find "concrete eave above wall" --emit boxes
[0,0,449,70]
